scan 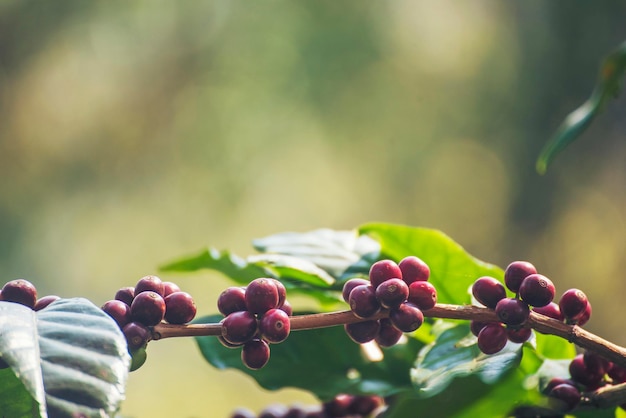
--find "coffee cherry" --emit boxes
[342,278,370,303]
[241,339,270,370]
[0,279,37,309]
[569,354,604,387]
[348,284,381,319]
[218,335,243,349]
[549,383,580,412]
[129,347,147,372]
[398,256,430,284]
[477,323,507,354]
[609,364,626,384]
[506,327,532,344]
[135,275,164,297]
[470,320,488,337]
[583,351,611,376]
[222,311,258,345]
[162,281,181,297]
[230,408,256,418]
[345,320,381,344]
[259,308,290,344]
[349,395,384,416]
[271,279,287,308]
[130,291,166,326]
[279,300,293,316]
[532,302,564,321]
[519,274,555,308]
[375,318,403,347]
[369,260,402,289]
[389,302,424,333]
[407,281,437,310]
[34,295,60,311]
[115,287,135,306]
[543,377,577,395]
[245,278,280,315]
[576,302,592,326]
[375,278,409,309]
[495,298,530,327]
[559,289,588,321]
[101,299,132,328]
[323,394,354,417]
[504,261,537,293]
[471,277,506,309]
[123,322,151,350]
[218,287,247,316]
[164,292,197,324]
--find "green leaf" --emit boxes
[0,368,39,418]
[195,314,423,400]
[358,223,503,305]
[247,254,335,288]
[534,332,576,360]
[536,41,626,174]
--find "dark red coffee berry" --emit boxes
[218,287,247,316]
[504,261,537,293]
[241,338,270,370]
[576,302,592,326]
[348,284,381,319]
[218,335,243,349]
[389,302,424,333]
[477,323,507,354]
[398,256,430,284]
[533,302,564,321]
[271,279,287,308]
[407,281,437,310]
[543,377,577,395]
[323,394,354,417]
[375,318,403,347]
[583,351,611,376]
[506,327,532,344]
[34,295,60,311]
[344,320,381,344]
[0,279,37,309]
[102,299,132,328]
[130,291,166,326]
[495,298,530,327]
[609,364,626,384]
[569,354,604,387]
[135,275,164,296]
[470,320,488,337]
[162,281,181,297]
[115,287,135,306]
[259,308,291,344]
[549,383,581,412]
[164,291,197,324]
[245,278,280,315]
[221,311,258,345]
[123,322,152,350]
[472,277,506,309]
[559,289,588,321]
[375,278,409,309]
[342,278,370,303]
[518,274,555,308]
[349,395,384,416]
[369,260,402,289]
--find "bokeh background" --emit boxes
[1,1,625,417]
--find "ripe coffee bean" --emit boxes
[609,364,626,384]
[398,256,430,284]
[519,274,555,307]
[576,302,592,326]
[470,320,488,337]
[241,339,270,369]
[504,261,537,293]
[259,308,290,343]
[495,298,530,327]
[245,278,280,315]
[271,279,287,308]
[389,302,424,333]
[222,311,258,345]
[369,260,402,289]
[135,275,165,297]
[549,383,581,412]
[348,285,381,319]
[583,351,611,376]
[407,281,437,310]
[532,302,564,321]
[130,291,166,326]
[472,277,506,309]
[218,335,243,349]
[164,292,197,324]
[34,295,60,311]
[102,299,132,328]
[375,278,409,309]
[477,323,507,354]
[344,320,381,344]
[543,377,577,395]
[559,289,588,321]
[162,281,181,297]
[279,300,293,316]
[0,279,37,309]
[218,287,247,316]
[506,327,532,344]
[569,354,604,387]
[123,322,151,350]
[342,278,370,303]
[375,318,403,347]
[115,287,135,306]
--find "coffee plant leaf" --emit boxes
[195,314,424,400]
[246,254,335,287]
[0,368,40,418]
[359,223,503,305]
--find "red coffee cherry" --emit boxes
[477,323,507,354]
[115,287,135,306]
[533,302,564,321]
[164,291,197,324]
[506,327,532,344]
[0,279,37,309]
[34,295,60,311]
[162,281,181,297]
[344,320,381,344]
[389,302,424,333]
[398,256,430,284]
[559,289,588,322]
[130,291,166,326]
[375,278,409,309]
[102,299,132,328]
[470,320,488,337]
[135,275,165,297]
[342,278,370,303]
[504,261,537,293]
[348,285,381,319]
[123,322,152,350]
[549,383,581,412]
[369,260,402,289]
[495,298,530,327]
[375,318,403,347]
[259,308,290,344]
[407,281,437,310]
[245,278,280,315]
[472,277,506,309]
[221,311,258,345]
[241,339,270,370]
[519,274,555,308]
[218,287,247,316]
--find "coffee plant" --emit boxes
[0,41,625,418]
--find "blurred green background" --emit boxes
[1,1,625,417]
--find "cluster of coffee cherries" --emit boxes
[471,261,591,355]
[101,275,197,371]
[341,256,436,346]
[544,351,626,412]
[230,394,384,418]
[218,278,292,370]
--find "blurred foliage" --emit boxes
[0,1,625,417]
